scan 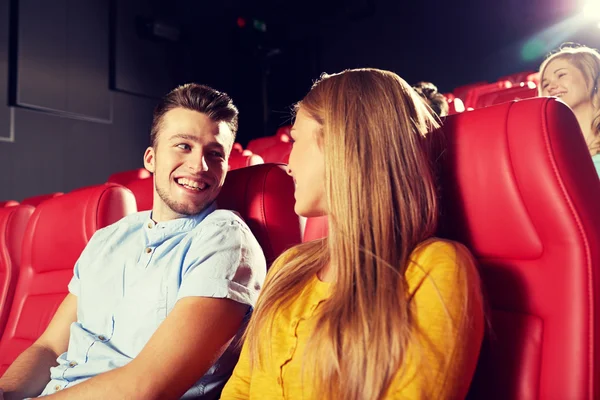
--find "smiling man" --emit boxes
[0,84,266,400]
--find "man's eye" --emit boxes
[177,143,191,150]
[209,151,224,157]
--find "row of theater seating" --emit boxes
[446,70,540,114]
[0,126,294,207]
[0,68,541,207]
[0,97,600,398]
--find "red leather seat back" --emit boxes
[0,184,136,374]
[0,206,34,337]
[217,164,301,264]
[246,126,292,156]
[126,164,301,265]
[475,84,538,109]
[453,81,488,102]
[261,141,293,164]
[125,178,154,212]
[0,201,18,208]
[228,152,264,171]
[437,97,600,399]
[463,81,513,109]
[232,142,244,153]
[246,136,279,156]
[107,168,151,186]
[21,193,63,207]
[498,71,537,84]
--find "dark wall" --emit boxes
[0,0,157,202]
[0,0,242,202]
[314,0,596,92]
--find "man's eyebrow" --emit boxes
[170,133,201,143]
[553,67,567,74]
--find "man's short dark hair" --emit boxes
[150,83,239,147]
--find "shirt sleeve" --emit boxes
[388,240,485,399]
[177,214,267,307]
[67,259,82,297]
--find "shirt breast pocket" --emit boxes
[116,271,168,356]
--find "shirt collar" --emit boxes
[147,202,218,234]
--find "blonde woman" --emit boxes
[221,69,484,399]
[540,44,600,177]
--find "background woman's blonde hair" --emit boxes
[539,44,600,155]
[244,68,446,399]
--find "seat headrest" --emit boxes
[21,193,63,207]
[228,152,264,171]
[218,164,301,264]
[437,97,600,259]
[126,178,154,211]
[107,168,151,186]
[261,141,292,164]
[22,184,137,274]
[0,205,34,274]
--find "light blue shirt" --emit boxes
[593,154,600,178]
[40,203,266,398]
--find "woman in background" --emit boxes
[540,44,600,177]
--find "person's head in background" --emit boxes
[412,81,449,117]
[252,68,442,398]
[539,44,600,157]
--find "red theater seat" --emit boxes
[463,81,513,109]
[498,71,537,84]
[0,205,34,337]
[260,141,292,164]
[107,168,151,186]
[437,97,600,399]
[475,83,538,109]
[246,125,292,156]
[125,164,301,265]
[232,142,243,153]
[21,192,63,207]
[0,201,18,208]
[453,81,488,102]
[0,184,136,374]
[228,152,264,171]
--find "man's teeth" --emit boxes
[177,178,207,190]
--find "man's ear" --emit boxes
[143,147,156,173]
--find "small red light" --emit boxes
[237,17,246,28]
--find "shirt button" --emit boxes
[147,222,153,229]
[54,385,62,391]
[98,335,106,341]
[145,247,152,254]
[69,360,78,367]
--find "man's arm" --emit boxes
[44,296,248,400]
[0,294,77,400]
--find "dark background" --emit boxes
[0,0,597,201]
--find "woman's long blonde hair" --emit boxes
[244,68,442,399]
[539,45,600,155]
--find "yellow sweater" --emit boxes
[221,239,484,399]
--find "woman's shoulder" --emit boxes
[406,238,478,292]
